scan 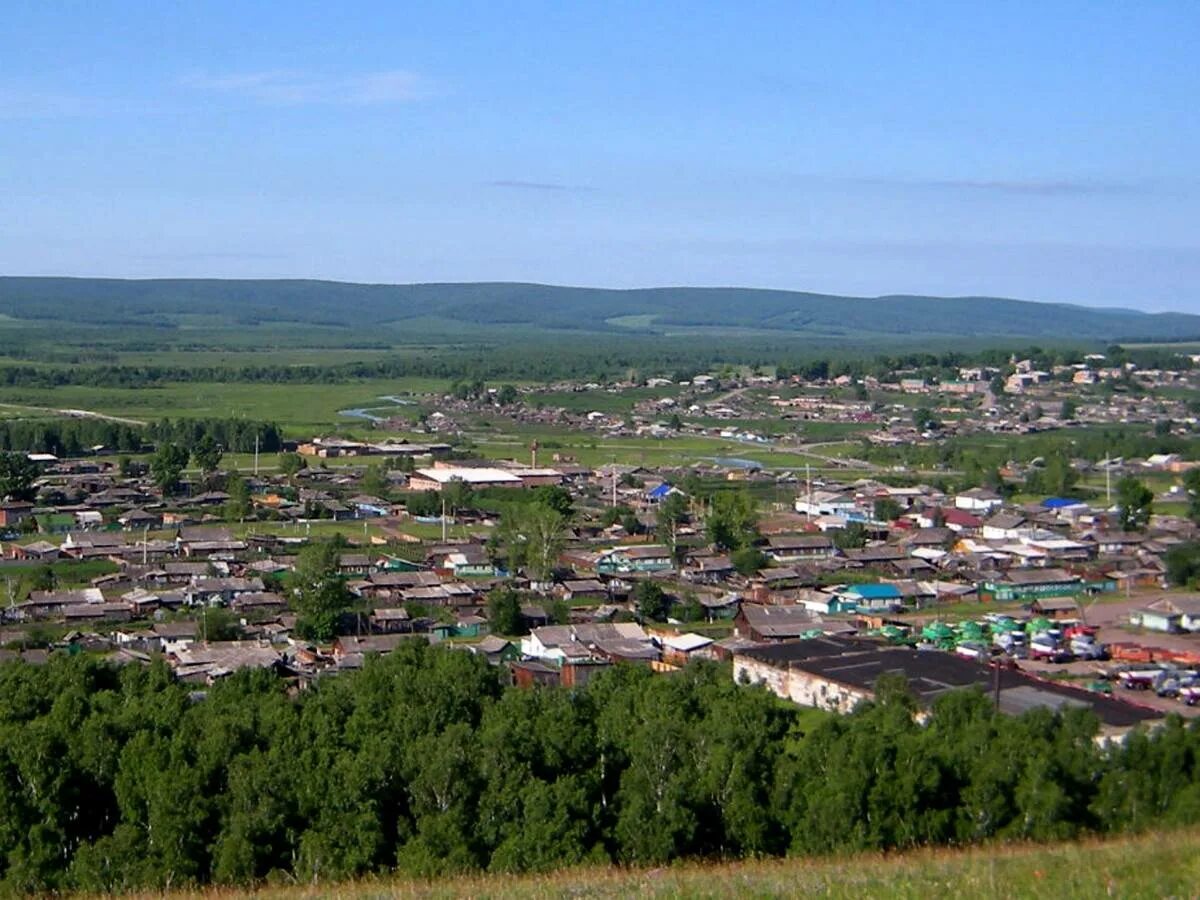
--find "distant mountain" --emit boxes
[0,277,1196,342]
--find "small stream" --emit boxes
[338,396,415,422]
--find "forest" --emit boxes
[0,417,282,456]
[2,645,1199,892]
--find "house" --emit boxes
[553,579,609,602]
[680,555,735,584]
[117,508,162,530]
[795,490,860,519]
[338,554,375,577]
[1130,596,1200,633]
[981,512,1028,541]
[176,526,247,558]
[835,583,904,613]
[659,632,715,666]
[596,545,674,574]
[150,621,198,654]
[735,603,826,642]
[169,641,282,682]
[1030,597,1081,620]
[332,634,413,659]
[521,623,652,666]
[955,488,1004,513]
[510,659,561,688]
[184,577,265,607]
[467,635,519,664]
[0,501,34,529]
[427,544,495,578]
[369,606,413,634]
[764,534,837,564]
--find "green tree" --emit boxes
[1164,542,1200,588]
[224,474,252,522]
[496,384,519,406]
[498,504,567,581]
[278,451,306,479]
[486,585,524,635]
[1116,476,1154,531]
[0,451,39,501]
[1183,469,1200,525]
[873,497,902,523]
[1060,398,1078,420]
[633,581,670,622]
[150,443,190,496]
[656,491,688,561]
[705,490,758,551]
[293,542,350,641]
[361,464,390,500]
[833,522,867,550]
[191,433,223,476]
[731,546,766,576]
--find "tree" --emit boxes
[1164,542,1200,588]
[656,492,688,561]
[293,542,350,641]
[150,443,190,496]
[833,522,867,550]
[533,485,573,518]
[224,474,252,522]
[1183,469,1200,525]
[1060,398,1078,420]
[486,585,524,635]
[278,452,306,479]
[731,546,766,576]
[873,497,902,523]
[633,581,670,622]
[496,384,519,406]
[498,504,567,581]
[1116,476,1154,531]
[0,451,39,501]
[361,464,390,500]
[191,434,223,476]
[912,406,938,431]
[705,490,758,551]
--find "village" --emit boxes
[0,348,1196,744]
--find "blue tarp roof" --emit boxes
[647,483,672,500]
[1041,497,1080,509]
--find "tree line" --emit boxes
[0,417,282,457]
[1,648,1200,891]
[0,339,1190,389]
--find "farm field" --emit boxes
[0,381,449,432]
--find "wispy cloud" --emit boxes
[181,69,430,106]
[847,175,1140,196]
[487,180,587,192]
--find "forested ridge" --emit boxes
[2,277,1198,341]
[2,646,1200,892]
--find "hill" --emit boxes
[127,829,1200,898]
[1,277,1197,343]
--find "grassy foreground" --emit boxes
[119,829,1200,899]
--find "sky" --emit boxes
[1,1,1197,312]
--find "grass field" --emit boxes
[0,381,450,432]
[120,828,1200,899]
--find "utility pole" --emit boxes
[254,433,260,477]
[441,498,447,542]
[142,524,149,566]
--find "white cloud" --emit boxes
[182,69,429,106]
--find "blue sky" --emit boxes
[1,1,1197,311]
